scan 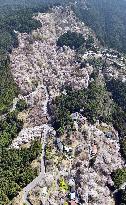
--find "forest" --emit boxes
[0,0,126,204]
[1,0,126,53]
[1,0,126,115]
[57,31,85,50]
[51,76,126,204]
[51,74,126,155]
[57,31,95,52]
[74,0,126,53]
[0,107,42,205]
[0,3,47,204]
[23,0,126,54]
[50,79,114,133]
[0,3,50,114]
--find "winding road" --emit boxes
[23,85,52,205]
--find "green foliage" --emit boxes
[16,99,28,112]
[0,141,41,204]
[0,8,42,53]
[106,79,126,159]
[0,1,70,204]
[51,80,113,132]
[89,58,104,69]
[57,31,85,50]
[0,56,18,114]
[112,106,126,138]
[86,81,113,122]
[106,79,126,112]
[64,202,68,205]
[59,178,69,191]
[45,144,53,160]
[0,110,42,204]
[0,5,48,114]
[0,4,47,204]
[112,167,126,204]
[6,9,42,33]
[85,35,94,49]
[0,191,10,205]
[111,168,126,189]
[112,108,126,160]
[74,0,126,53]
[0,111,23,147]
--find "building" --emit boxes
[71,112,79,121]
[70,192,76,200]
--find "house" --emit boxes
[64,146,73,154]
[70,192,76,200]
[71,112,79,121]
[69,178,75,187]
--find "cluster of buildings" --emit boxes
[34,112,124,205]
[8,5,126,205]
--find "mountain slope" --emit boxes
[8,6,126,205]
[74,0,126,53]
[1,1,126,205]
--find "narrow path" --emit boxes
[23,84,51,205]
[113,182,126,195]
